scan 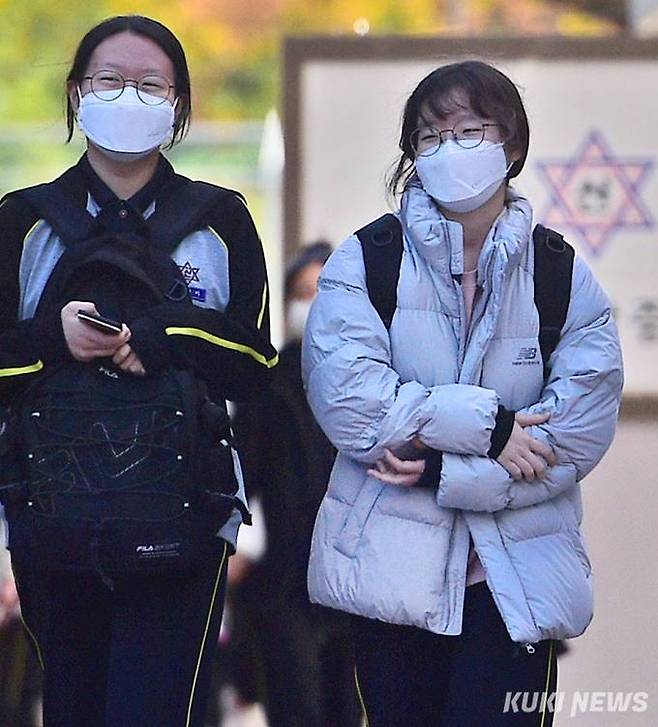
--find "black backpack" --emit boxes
[0,168,249,587]
[356,214,574,381]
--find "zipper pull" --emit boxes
[524,643,536,654]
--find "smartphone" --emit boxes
[76,310,123,335]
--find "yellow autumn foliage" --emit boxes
[0,0,622,122]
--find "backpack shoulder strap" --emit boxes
[14,167,243,256]
[147,176,244,254]
[355,213,403,330]
[13,165,96,246]
[533,224,575,381]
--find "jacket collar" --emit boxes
[399,184,533,283]
[78,152,175,214]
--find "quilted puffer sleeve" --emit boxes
[435,255,623,511]
[302,236,500,465]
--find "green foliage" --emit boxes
[0,0,621,125]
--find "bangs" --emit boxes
[420,78,510,132]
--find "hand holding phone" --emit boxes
[76,309,123,335]
[62,302,128,364]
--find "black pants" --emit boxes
[11,541,228,727]
[254,604,362,727]
[353,582,558,727]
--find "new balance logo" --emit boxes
[513,347,540,366]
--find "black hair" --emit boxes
[285,240,333,300]
[387,60,530,198]
[65,15,191,147]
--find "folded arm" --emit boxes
[302,236,509,465]
[436,255,623,512]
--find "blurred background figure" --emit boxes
[0,520,41,727]
[229,241,362,727]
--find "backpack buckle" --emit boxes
[544,228,567,254]
[372,228,394,247]
[166,279,189,302]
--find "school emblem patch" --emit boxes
[178,261,207,303]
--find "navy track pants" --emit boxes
[11,540,228,727]
[352,581,558,727]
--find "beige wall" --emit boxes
[555,415,658,725]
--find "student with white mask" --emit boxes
[0,15,276,727]
[75,72,177,160]
[302,61,623,726]
[284,242,333,340]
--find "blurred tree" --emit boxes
[554,0,627,26]
[439,0,624,35]
[283,0,441,34]
[0,0,625,125]
[0,0,102,122]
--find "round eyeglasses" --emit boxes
[83,70,174,105]
[410,122,503,157]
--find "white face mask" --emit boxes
[286,299,313,341]
[76,86,176,161]
[415,140,512,213]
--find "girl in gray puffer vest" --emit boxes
[302,61,623,727]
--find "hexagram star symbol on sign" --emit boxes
[536,130,654,256]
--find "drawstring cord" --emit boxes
[90,522,115,591]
